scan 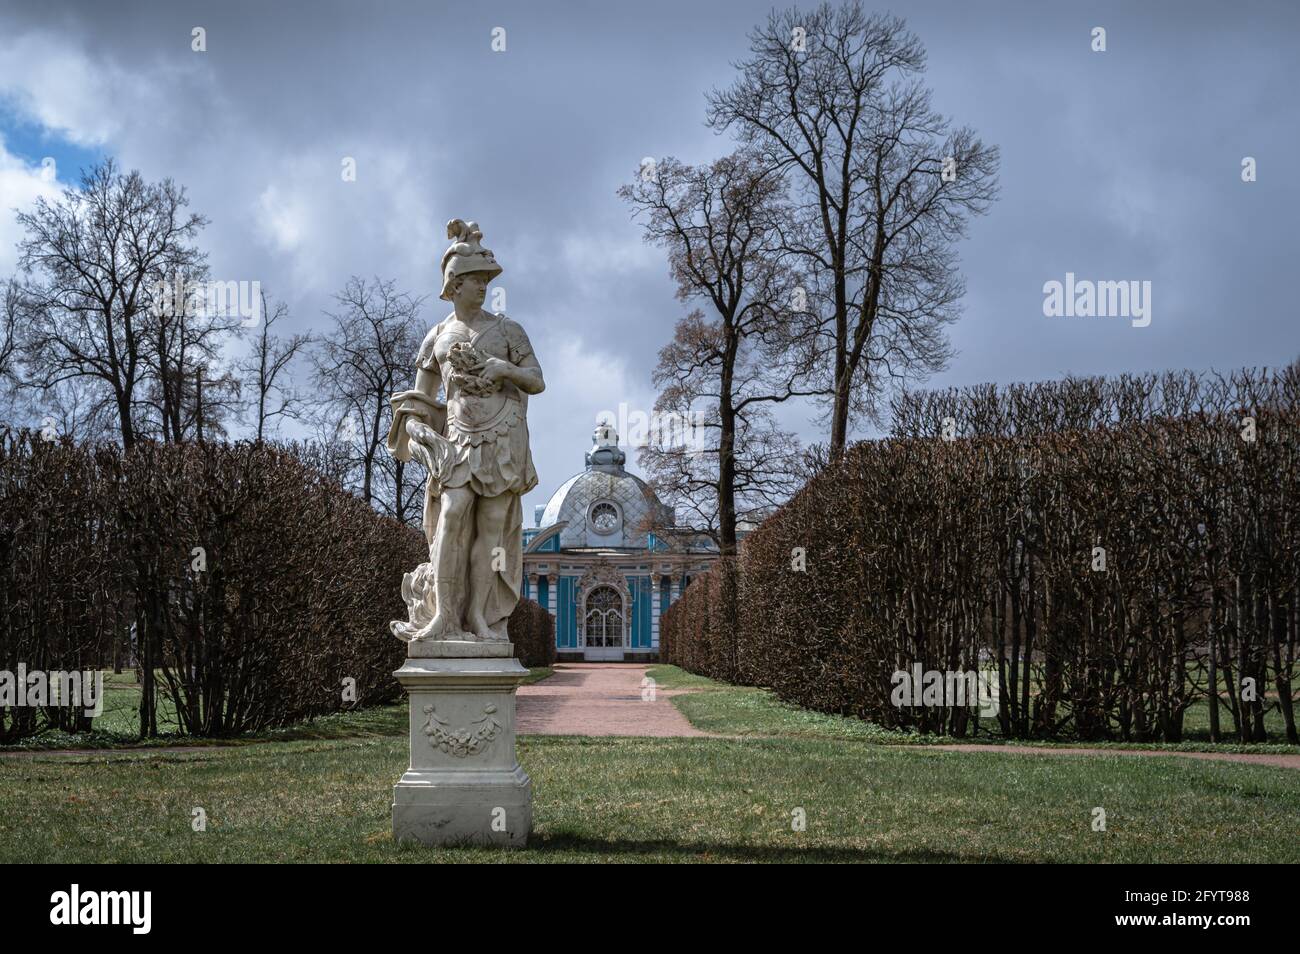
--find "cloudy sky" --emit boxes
[0,0,1296,517]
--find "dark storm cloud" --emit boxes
[0,0,1296,513]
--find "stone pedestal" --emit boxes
[392,640,532,847]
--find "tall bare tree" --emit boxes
[13,159,210,448]
[163,359,242,443]
[708,3,999,459]
[0,281,21,424]
[239,289,310,441]
[1,283,117,439]
[139,265,243,444]
[621,152,810,555]
[312,276,424,512]
[0,281,17,387]
[638,389,797,549]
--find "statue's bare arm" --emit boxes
[483,351,544,395]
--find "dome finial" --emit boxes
[586,419,625,469]
[593,423,618,448]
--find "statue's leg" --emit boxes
[431,486,475,639]
[467,492,512,641]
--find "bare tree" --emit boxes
[2,284,117,440]
[14,159,210,448]
[239,289,310,441]
[139,264,243,444]
[638,394,798,549]
[708,3,999,459]
[374,425,429,529]
[0,281,21,424]
[621,151,809,555]
[312,276,424,511]
[0,281,18,386]
[18,379,120,441]
[169,360,242,442]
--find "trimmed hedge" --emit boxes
[0,435,128,739]
[662,368,1300,744]
[0,433,424,739]
[509,597,556,669]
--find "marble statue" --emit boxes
[388,219,537,845]
[387,219,545,644]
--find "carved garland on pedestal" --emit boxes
[422,703,502,757]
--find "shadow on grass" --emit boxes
[476,830,1016,863]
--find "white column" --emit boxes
[651,574,662,649]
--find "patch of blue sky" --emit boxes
[0,101,106,182]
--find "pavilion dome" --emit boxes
[536,425,672,549]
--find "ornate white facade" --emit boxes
[521,425,718,661]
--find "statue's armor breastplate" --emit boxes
[435,318,519,437]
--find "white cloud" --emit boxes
[0,136,62,274]
[248,147,444,302]
[521,334,660,510]
[0,29,201,146]
[255,182,307,254]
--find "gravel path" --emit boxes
[517,663,711,737]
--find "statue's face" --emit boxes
[453,272,490,308]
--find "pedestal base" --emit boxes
[391,644,532,847]
[393,765,532,846]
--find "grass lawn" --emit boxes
[2,663,1297,862]
[643,664,723,690]
[649,666,1300,755]
[6,667,552,749]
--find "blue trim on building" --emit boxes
[628,575,651,648]
[558,576,576,647]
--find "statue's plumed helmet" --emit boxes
[440,218,503,301]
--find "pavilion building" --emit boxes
[522,425,719,661]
